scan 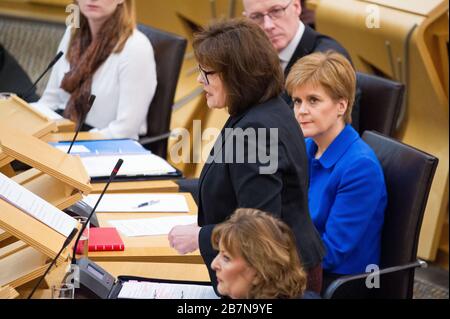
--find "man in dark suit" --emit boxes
[242,0,360,131]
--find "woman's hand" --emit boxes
[168,223,201,255]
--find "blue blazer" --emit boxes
[306,125,387,274]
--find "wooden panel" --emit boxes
[97,262,210,282]
[0,244,48,288]
[42,131,106,143]
[0,124,91,193]
[90,180,179,194]
[0,286,19,299]
[0,164,15,177]
[0,95,57,166]
[0,200,70,263]
[361,0,444,16]
[13,169,83,209]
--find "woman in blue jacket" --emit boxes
[286,51,387,291]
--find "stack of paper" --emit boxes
[109,215,197,237]
[118,281,219,299]
[82,193,190,213]
[81,154,177,178]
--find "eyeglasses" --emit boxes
[198,65,216,86]
[246,0,293,25]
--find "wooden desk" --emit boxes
[17,260,209,299]
[42,132,106,143]
[88,193,202,264]
[0,285,19,299]
[90,180,179,194]
[96,262,210,282]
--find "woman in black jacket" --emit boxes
[168,18,325,294]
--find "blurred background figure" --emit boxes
[31,0,156,139]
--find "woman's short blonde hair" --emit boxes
[285,51,356,124]
[211,208,307,299]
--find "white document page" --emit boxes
[82,193,190,213]
[118,281,219,299]
[0,173,77,237]
[81,154,176,177]
[54,145,90,154]
[109,215,197,237]
[28,103,63,120]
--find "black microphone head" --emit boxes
[111,159,124,178]
[64,227,79,247]
[88,94,96,107]
[48,51,64,69]
[20,51,64,101]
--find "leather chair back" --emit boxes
[357,72,405,136]
[362,131,438,298]
[138,24,187,158]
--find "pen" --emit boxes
[136,199,160,208]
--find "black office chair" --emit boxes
[137,24,187,159]
[324,131,439,299]
[356,72,405,137]
[0,43,38,102]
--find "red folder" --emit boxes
[76,227,125,253]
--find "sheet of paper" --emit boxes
[28,103,63,120]
[82,193,190,213]
[109,215,197,237]
[0,173,77,237]
[81,154,176,177]
[118,281,219,299]
[54,144,90,154]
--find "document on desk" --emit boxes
[50,139,147,157]
[0,173,77,237]
[118,281,219,299]
[82,193,190,213]
[109,215,197,237]
[81,153,177,178]
[54,144,90,154]
[28,103,63,120]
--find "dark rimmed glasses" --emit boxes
[198,65,217,86]
[246,0,293,25]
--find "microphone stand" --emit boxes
[27,227,78,299]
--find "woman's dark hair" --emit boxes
[193,18,284,116]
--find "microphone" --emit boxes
[71,159,123,264]
[27,227,78,299]
[19,51,64,100]
[67,94,96,154]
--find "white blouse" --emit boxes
[32,27,157,140]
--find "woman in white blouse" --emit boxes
[32,0,156,140]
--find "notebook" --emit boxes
[76,227,125,253]
[50,139,182,182]
[49,139,147,156]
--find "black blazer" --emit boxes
[284,25,352,77]
[197,96,326,290]
[282,25,360,131]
